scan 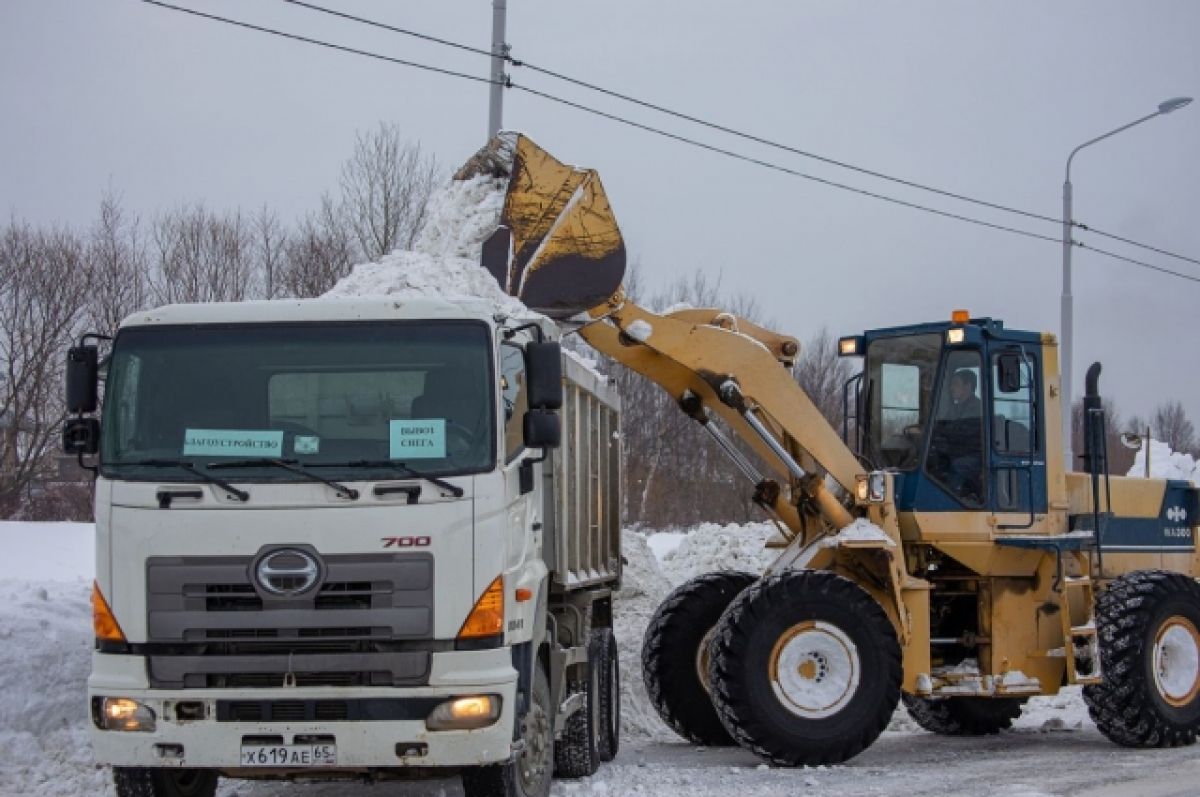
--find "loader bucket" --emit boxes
[457,133,626,318]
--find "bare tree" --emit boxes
[86,190,148,335]
[279,195,355,298]
[1152,400,1196,454]
[0,220,90,515]
[149,204,258,304]
[340,122,440,261]
[793,327,854,430]
[253,205,287,300]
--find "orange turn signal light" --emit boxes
[951,309,970,325]
[92,581,126,643]
[458,576,504,639]
[515,587,533,603]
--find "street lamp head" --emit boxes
[1158,96,1193,114]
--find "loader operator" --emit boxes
[929,368,984,503]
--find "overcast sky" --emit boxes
[3,1,1198,430]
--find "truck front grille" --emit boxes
[144,552,434,689]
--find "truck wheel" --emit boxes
[902,695,1025,735]
[553,642,600,777]
[708,570,901,766]
[1084,570,1200,748]
[462,666,554,797]
[591,627,620,761]
[113,768,217,797]
[642,570,758,746]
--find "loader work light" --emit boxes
[946,328,965,345]
[838,336,864,357]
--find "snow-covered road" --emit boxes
[1,521,1195,797]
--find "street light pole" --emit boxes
[1059,96,1192,470]
[487,0,509,138]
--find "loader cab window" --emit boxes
[925,351,985,506]
[991,353,1036,456]
[865,334,941,470]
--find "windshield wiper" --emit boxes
[208,458,359,500]
[314,460,465,498]
[119,459,250,502]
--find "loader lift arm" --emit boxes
[577,293,860,541]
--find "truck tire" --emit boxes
[1084,570,1200,748]
[553,643,601,778]
[462,666,554,797]
[113,768,217,797]
[642,570,758,746]
[707,570,901,766]
[591,627,620,762]
[901,695,1025,735]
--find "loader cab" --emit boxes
[842,314,1047,519]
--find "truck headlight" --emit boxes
[425,695,501,731]
[93,697,156,732]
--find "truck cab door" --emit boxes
[988,345,1048,526]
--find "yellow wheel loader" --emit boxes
[466,133,1200,766]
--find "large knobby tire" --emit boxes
[642,570,758,746]
[707,570,902,766]
[553,647,600,778]
[1084,570,1200,748]
[113,768,217,797]
[591,627,620,762]
[462,666,554,797]
[902,694,1025,735]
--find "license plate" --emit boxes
[239,744,337,767]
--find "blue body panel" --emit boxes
[1072,480,1199,552]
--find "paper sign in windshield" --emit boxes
[183,429,283,457]
[390,419,446,459]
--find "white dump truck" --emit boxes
[64,135,630,797]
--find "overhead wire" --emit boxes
[140,0,1199,286]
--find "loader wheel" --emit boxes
[902,694,1025,735]
[642,570,758,746]
[1084,570,1200,748]
[591,627,620,762]
[707,570,901,766]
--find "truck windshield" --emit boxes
[864,333,941,470]
[101,321,495,481]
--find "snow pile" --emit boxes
[829,518,894,547]
[614,530,676,740]
[657,521,776,586]
[1127,438,1199,482]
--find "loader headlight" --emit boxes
[856,471,887,504]
[93,697,156,732]
[838,336,864,357]
[425,695,501,731]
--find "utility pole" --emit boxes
[488,0,508,138]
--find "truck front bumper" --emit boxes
[88,649,519,772]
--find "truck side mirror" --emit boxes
[526,341,563,410]
[63,417,100,455]
[66,345,100,414]
[997,352,1023,393]
[524,409,561,449]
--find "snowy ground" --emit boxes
[3,520,1197,796]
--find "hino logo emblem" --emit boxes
[1167,506,1188,523]
[255,549,321,596]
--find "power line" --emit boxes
[139,0,499,87]
[1076,241,1200,284]
[280,0,1064,229]
[139,0,1199,286]
[1076,223,1200,268]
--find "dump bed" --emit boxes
[542,352,622,590]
